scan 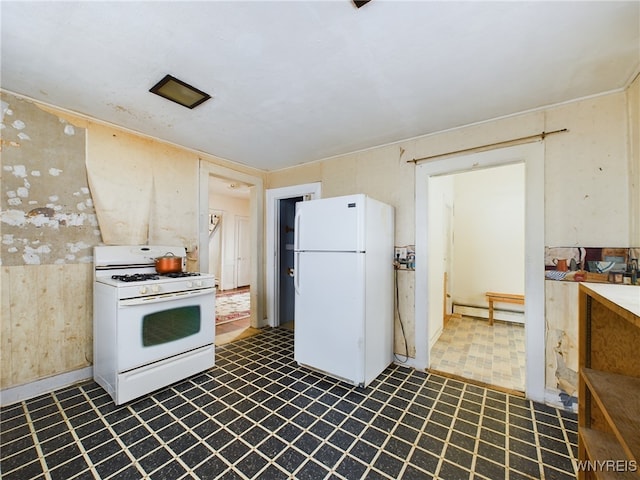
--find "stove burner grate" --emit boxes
[163,272,202,278]
[112,273,160,282]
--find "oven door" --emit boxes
[116,289,215,372]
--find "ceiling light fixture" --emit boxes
[149,74,211,109]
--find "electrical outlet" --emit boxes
[395,247,408,262]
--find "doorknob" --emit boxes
[287,267,294,277]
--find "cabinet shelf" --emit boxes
[578,283,640,480]
[579,428,638,480]
[581,368,640,462]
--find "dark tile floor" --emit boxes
[1,328,578,479]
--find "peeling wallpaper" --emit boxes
[1,92,100,266]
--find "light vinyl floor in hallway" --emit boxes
[430,316,526,392]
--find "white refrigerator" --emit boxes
[294,194,394,387]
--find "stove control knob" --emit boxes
[151,285,160,293]
[186,281,194,288]
[196,280,203,287]
[140,286,148,295]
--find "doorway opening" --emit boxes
[278,196,303,328]
[198,162,264,345]
[215,285,251,343]
[266,183,322,327]
[208,175,252,343]
[428,163,526,393]
[414,141,546,402]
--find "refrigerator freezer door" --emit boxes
[294,251,365,385]
[295,194,365,252]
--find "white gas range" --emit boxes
[93,245,216,405]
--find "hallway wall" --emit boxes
[208,192,250,291]
[451,164,525,309]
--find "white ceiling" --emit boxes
[1,1,639,172]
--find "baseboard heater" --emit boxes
[452,303,524,324]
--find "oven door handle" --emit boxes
[119,289,214,307]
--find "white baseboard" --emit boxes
[452,304,524,324]
[429,325,443,349]
[1,367,93,407]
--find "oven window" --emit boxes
[142,305,201,347]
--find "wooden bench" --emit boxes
[485,292,525,325]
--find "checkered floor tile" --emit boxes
[1,328,577,479]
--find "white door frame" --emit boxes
[266,182,322,327]
[414,142,545,402]
[199,161,264,327]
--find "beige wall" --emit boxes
[544,92,630,246]
[1,91,263,391]
[87,123,200,249]
[2,75,637,398]
[267,81,640,398]
[267,145,417,355]
[628,74,640,244]
[452,164,526,308]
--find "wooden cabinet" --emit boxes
[578,283,640,479]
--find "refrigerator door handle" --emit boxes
[294,208,301,251]
[294,251,300,295]
[293,208,301,295]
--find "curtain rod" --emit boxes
[408,128,568,164]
